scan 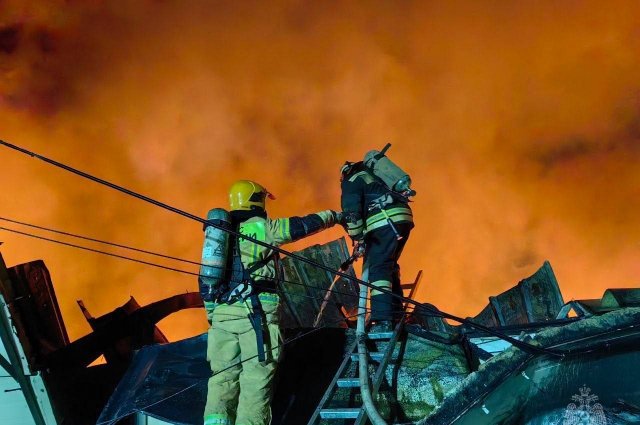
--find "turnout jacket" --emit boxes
[340,162,413,241]
[230,209,339,284]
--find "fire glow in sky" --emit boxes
[1,1,640,341]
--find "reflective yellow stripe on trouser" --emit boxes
[370,279,392,297]
[204,414,232,425]
[361,266,392,298]
[204,298,281,425]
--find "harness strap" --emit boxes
[248,294,266,362]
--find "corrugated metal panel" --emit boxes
[601,288,640,308]
[280,237,358,328]
[4,260,69,371]
[490,287,528,326]
[472,304,500,327]
[562,288,640,316]
[519,260,564,321]
[476,261,564,327]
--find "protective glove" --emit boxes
[332,210,344,225]
[340,239,365,270]
[353,239,366,258]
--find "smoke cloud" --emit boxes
[1,0,639,340]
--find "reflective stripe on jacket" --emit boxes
[341,162,413,240]
[365,205,413,232]
[237,210,338,282]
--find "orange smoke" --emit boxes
[1,1,640,341]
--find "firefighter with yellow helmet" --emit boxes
[202,180,341,425]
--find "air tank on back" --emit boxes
[364,144,416,197]
[199,208,231,303]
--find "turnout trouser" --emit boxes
[204,294,281,425]
[363,222,413,322]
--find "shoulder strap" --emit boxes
[233,221,279,282]
[348,169,375,184]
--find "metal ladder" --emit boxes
[307,271,423,425]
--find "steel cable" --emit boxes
[0,139,561,356]
[0,225,424,322]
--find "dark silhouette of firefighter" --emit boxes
[340,145,415,332]
[200,180,341,425]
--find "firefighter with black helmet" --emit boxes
[340,147,414,333]
[202,179,340,425]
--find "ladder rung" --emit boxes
[367,331,394,340]
[320,408,361,419]
[401,283,414,290]
[351,352,395,362]
[337,377,360,388]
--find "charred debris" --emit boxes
[1,238,639,425]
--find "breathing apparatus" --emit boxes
[363,143,416,200]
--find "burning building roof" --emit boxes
[3,240,638,425]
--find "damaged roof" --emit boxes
[98,260,640,425]
[2,241,639,425]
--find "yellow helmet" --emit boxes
[228,180,275,211]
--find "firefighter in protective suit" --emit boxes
[340,162,414,332]
[203,180,341,425]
